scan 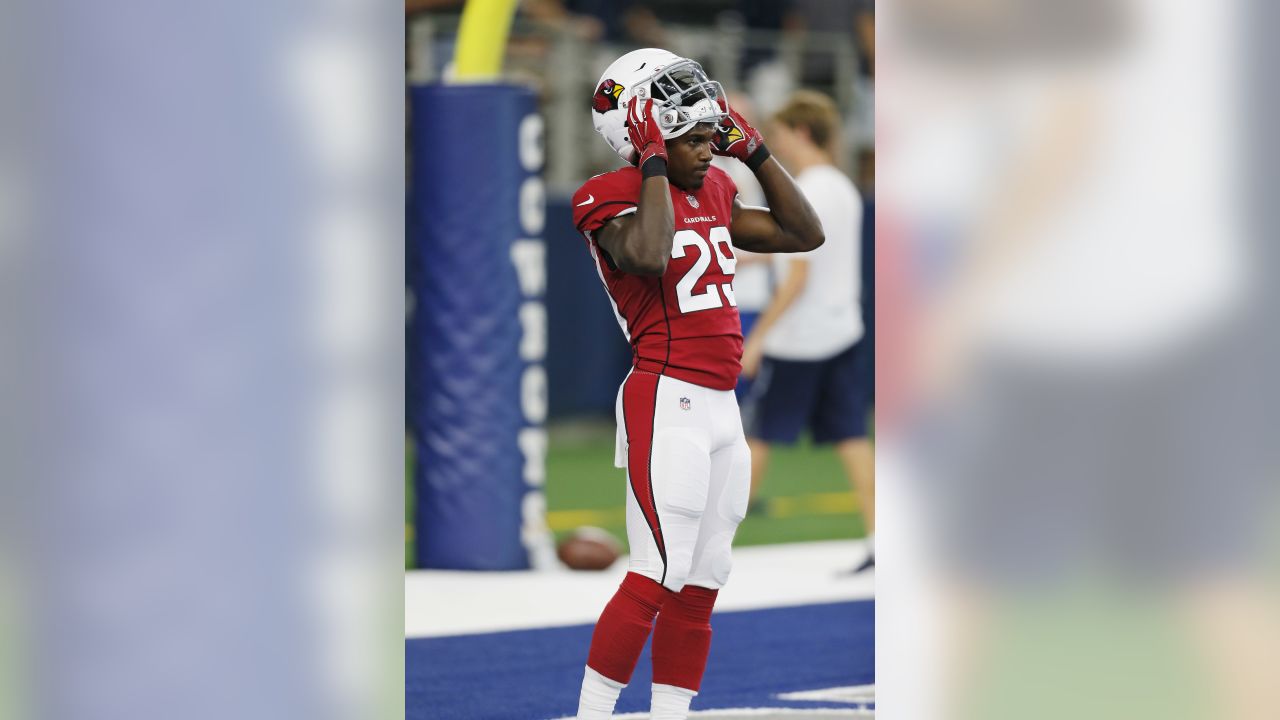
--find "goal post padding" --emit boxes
[407,84,551,570]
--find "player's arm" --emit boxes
[594,180,673,276]
[729,161,824,253]
[750,259,809,342]
[712,100,824,254]
[741,258,808,377]
[595,99,675,276]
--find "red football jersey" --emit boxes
[572,165,743,391]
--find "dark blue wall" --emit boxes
[544,196,633,419]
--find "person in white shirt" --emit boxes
[711,92,771,403]
[740,90,875,570]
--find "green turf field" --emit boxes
[407,421,868,567]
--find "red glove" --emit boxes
[712,98,766,166]
[627,98,668,169]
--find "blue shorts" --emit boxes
[734,311,761,401]
[743,340,872,444]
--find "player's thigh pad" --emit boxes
[626,428,712,589]
[687,437,751,589]
[651,428,711,518]
[648,427,712,589]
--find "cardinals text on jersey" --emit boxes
[572,165,743,390]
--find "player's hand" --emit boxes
[740,333,766,379]
[627,98,668,167]
[712,97,764,163]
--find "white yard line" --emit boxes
[778,686,876,703]
[406,539,874,638]
[553,711,873,719]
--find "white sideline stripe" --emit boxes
[406,539,873,638]
[552,710,872,719]
[778,685,876,703]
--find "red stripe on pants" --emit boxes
[622,371,667,578]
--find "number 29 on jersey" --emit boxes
[672,226,736,315]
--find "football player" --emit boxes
[572,49,824,719]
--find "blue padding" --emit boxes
[408,84,538,570]
[406,600,875,719]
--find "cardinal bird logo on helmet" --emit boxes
[592,79,625,114]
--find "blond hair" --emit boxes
[772,90,841,155]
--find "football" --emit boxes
[556,526,622,571]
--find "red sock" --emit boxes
[586,572,672,684]
[651,584,718,691]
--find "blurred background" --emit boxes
[408,0,875,194]
[405,0,876,567]
[875,0,1280,719]
[9,0,1274,717]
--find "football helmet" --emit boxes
[590,48,729,164]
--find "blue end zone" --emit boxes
[406,600,874,719]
